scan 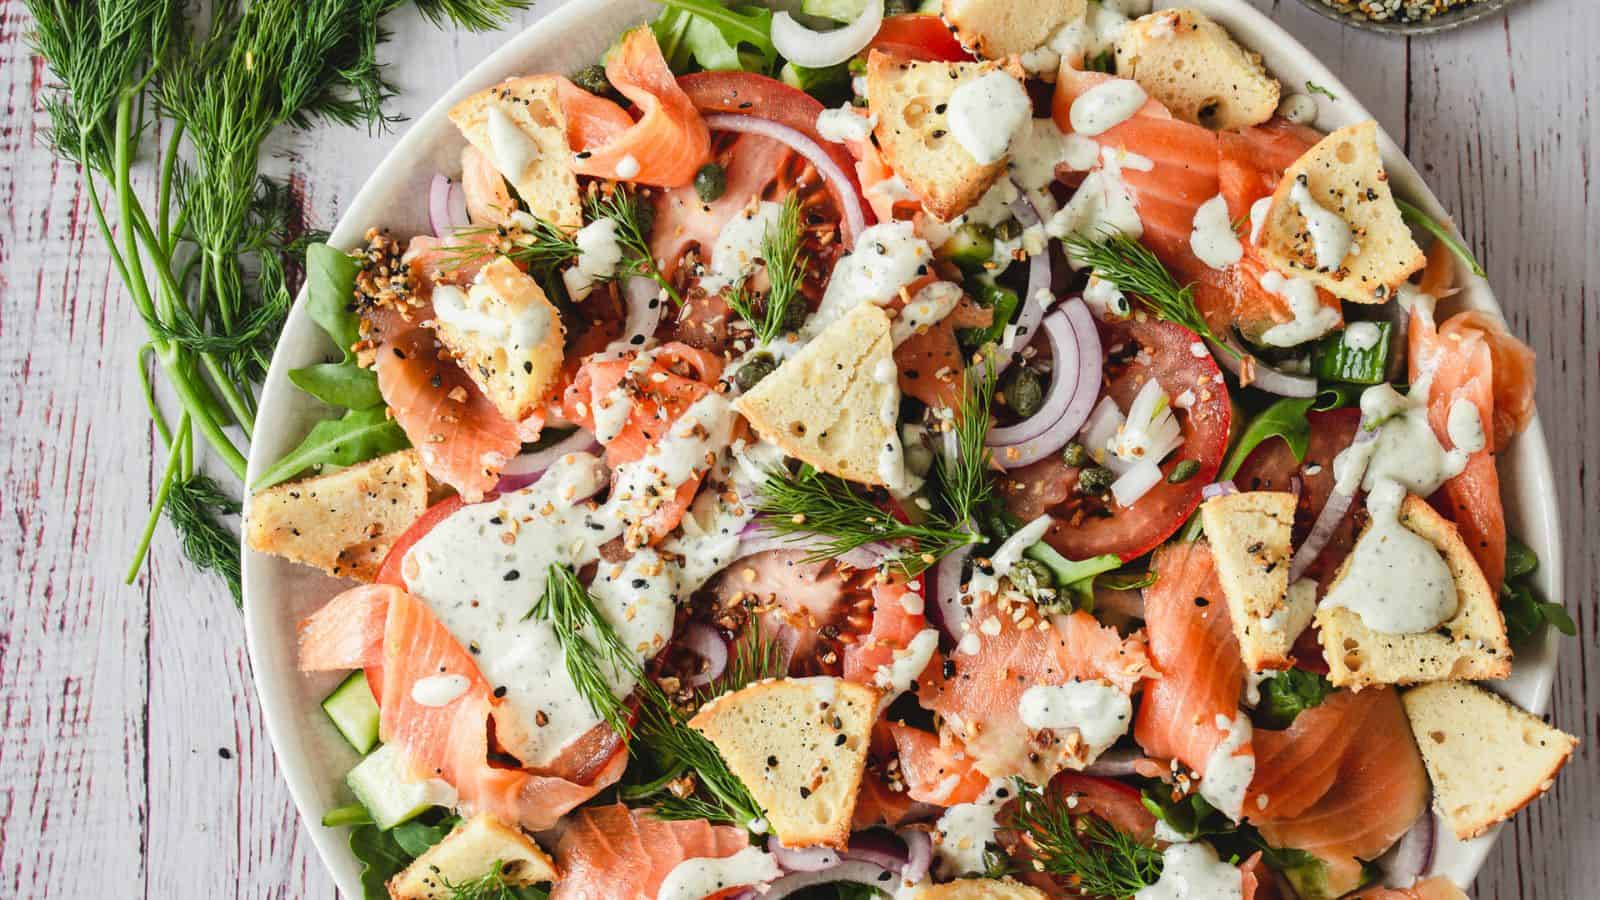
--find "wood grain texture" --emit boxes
[0,0,1591,897]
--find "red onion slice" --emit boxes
[1288,424,1375,581]
[931,541,974,643]
[603,276,667,357]
[757,860,901,899]
[768,836,842,872]
[494,430,601,492]
[1380,809,1437,887]
[898,829,932,885]
[838,830,911,874]
[987,301,1103,469]
[771,0,882,68]
[1201,480,1238,500]
[1207,338,1318,398]
[703,113,866,246]
[996,192,1054,378]
[681,622,731,688]
[427,174,468,238]
[1082,746,1145,777]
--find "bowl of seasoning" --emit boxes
[1296,0,1525,34]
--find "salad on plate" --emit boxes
[245,1,1577,898]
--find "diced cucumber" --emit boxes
[346,744,447,831]
[320,803,373,828]
[938,223,996,270]
[322,670,380,754]
[780,61,851,103]
[1311,321,1391,385]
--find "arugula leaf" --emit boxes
[392,815,460,857]
[252,406,410,489]
[1221,397,1315,483]
[289,359,383,410]
[1255,669,1335,730]
[1141,788,1234,842]
[653,0,778,74]
[1024,543,1122,611]
[349,824,414,900]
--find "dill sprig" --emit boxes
[693,625,786,707]
[636,694,767,829]
[530,564,639,739]
[1063,233,1239,358]
[587,188,682,305]
[436,859,547,900]
[442,216,581,274]
[166,474,244,605]
[1010,779,1164,898]
[725,193,804,345]
[939,355,997,527]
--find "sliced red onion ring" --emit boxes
[1201,480,1238,500]
[931,541,974,643]
[897,829,932,885]
[768,836,842,872]
[838,830,911,874]
[703,113,866,246]
[987,302,1103,469]
[1381,809,1436,887]
[1288,424,1375,581]
[427,174,468,237]
[996,191,1055,378]
[757,860,901,899]
[494,430,602,492]
[603,276,666,356]
[1207,338,1318,398]
[771,1,882,68]
[681,622,730,688]
[1082,746,1145,777]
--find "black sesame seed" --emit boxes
[504,570,520,581]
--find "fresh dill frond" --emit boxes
[413,0,533,31]
[166,475,243,605]
[529,564,638,739]
[436,859,548,900]
[649,793,745,827]
[586,188,682,305]
[442,216,582,274]
[693,625,786,707]
[937,355,997,528]
[755,467,977,576]
[1063,233,1239,359]
[635,693,767,829]
[725,193,804,345]
[1304,80,1339,101]
[1010,779,1164,898]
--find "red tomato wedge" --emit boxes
[563,28,710,187]
[1132,542,1251,780]
[1002,317,1231,561]
[678,70,861,186]
[1233,408,1363,586]
[869,14,974,61]
[552,804,750,900]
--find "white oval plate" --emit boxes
[242,1,1564,895]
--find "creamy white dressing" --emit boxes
[1199,712,1254,822]
[1258,270,1341,347]
[1189,194,1243,270]
[1277,92,1318,125]
[657,846,783,900]
[590,381,634,445]
[660,477,755,593]
[1069,78,1149,137]
[817,104,876,144]
[967,514,1053,600]
[875,628,941,700]
[432,269,554,355]
[1135,841,1244,900]
[609,393,739,537]
[1083,273,1132,320]
[934,780,1013,878]
[1324,480,1459,634]
[701,200,786,293]
[1447,397,1487,454]
[1248,196,1273,247]
[1344,320,1384,351]
[562,218,625,301]
[946,70,1032,165]
[892,281,963,345]
[410,674,471,708]
[1017,680,1132,763]
[806,221,934,337]
[1334,383,1473,499]
[1050,147,1147,265]
[615,154,641,180]
[1049,1,1140,69]
[1289,179,1355,270]
[485,105,539,181]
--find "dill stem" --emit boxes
[137,342,172,448]
[156,122,183,254]
[126,413,191,584]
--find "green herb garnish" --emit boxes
[1500,537,1576,644]
[726,193,805,345]
[1255,669,1335,730]
[529,564,641,739]
[1395,197,1487,279]
[1062,233,1239,358]
[1304,81,1339,101]
[588,187,683,305]
[1011,778,1164,897]
[1024,543,1123,612]
[438,861,549,900]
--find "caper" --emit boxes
[1000,366,1046,419]
[570,64,613,97]
[992,218,1023,241]
[694,163,727,203]
[779,295,810,333]
[733,353,778,392]
[1167,459,1201,484]
[1010,557,1057,591]
[1078,465,1115,494]
[1061,441,1088,468]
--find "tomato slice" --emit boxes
[868,14,973,62]
[1233,407,1362,584]
[677,71,858,176]
[375,494,468,589]
[1001,318,1232,561]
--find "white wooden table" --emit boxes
[1,0,1593,896]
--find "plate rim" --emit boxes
[241,1,1565,895]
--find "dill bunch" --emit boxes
[165,474,243,606]
[1063,232,1238,358]
[1009,778,1164,898]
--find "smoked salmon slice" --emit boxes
[893,291,993,411]
[1351,878,1469,900]
[918,604,1150,785]
[1133,541,1250,778]
[366,303,521,502]
[1251,687,1427,897]
[551,803,750,900]
[887,721,990,806]
[564,28,710,187]
[298,583,394,672]
[1410,303,1509,588]
[1246,688,1373,821]
[650,133,794,280]
[842,580,932,686]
